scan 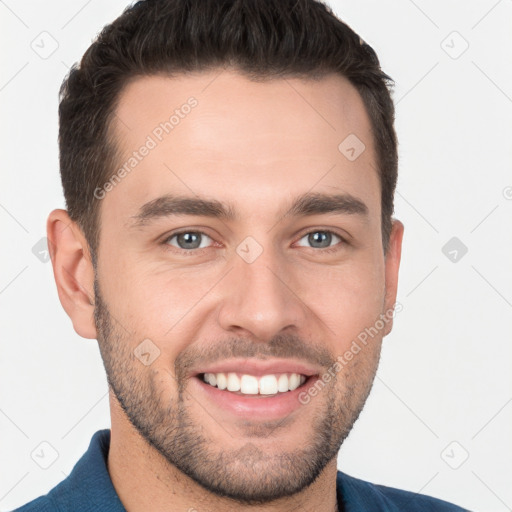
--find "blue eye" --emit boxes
[165,231,214,250]
[162,229,347,255]
[295,230,344,250]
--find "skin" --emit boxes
[47,68,404,512]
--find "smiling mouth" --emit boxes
[198,372,313,397]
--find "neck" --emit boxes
[107,396,339,512]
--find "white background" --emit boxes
[1,1,511,511]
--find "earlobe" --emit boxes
[383,219,404,336]
[47,209,97,339]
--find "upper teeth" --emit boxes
[202,372,306,395]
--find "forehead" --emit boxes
[105,69,379,225]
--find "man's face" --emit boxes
[92,69,401,503]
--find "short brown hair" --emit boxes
[58,0,398,264]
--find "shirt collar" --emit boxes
[56,429,352,511]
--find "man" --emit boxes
[14,0,469,510]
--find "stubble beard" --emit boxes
[93,277,381,504]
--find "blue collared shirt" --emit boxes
[12,429,470,511]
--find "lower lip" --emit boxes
[190,375,318,421]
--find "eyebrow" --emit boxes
[128,191,369,228]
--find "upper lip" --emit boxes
[192,358,321,378]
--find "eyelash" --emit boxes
[161,229,348,256]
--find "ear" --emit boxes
[382,219,404,337]
[47,209,97,339]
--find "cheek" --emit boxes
[98,258,213,357]
[297,258,385,346]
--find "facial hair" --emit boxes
[93,276,382,504]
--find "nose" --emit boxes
[216,241,306,342]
